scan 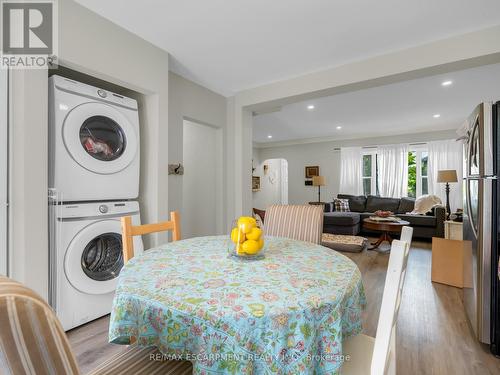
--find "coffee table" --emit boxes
[363,218,410,251]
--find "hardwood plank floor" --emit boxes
[67,239,500,374]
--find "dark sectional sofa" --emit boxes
[323,194,446,240]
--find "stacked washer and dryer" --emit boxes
[48,75,143,331]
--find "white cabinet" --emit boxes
[445,220,463,241]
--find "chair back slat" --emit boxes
[370,226,413,375]
[400,226,413,248]
[264,205,324,244]
[121,211,181,263]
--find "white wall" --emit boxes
[252,158,285,209]
[168,72,227,233]
[257,129,458,204]
[9,0,171,299]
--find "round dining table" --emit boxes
[109,236,366,374]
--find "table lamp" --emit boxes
[437,169,458,220]
[312,176,326,203]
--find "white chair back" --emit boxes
[400,226,413,248]
[370,226,413,375]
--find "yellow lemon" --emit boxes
[237,216,256,234]
[238,221,255,234]
[257,238,264,250]
[241,239,260,254]
[236,243,244,255]
[230,227,245,243]
[246,227,262,241]
[238,216,256,225]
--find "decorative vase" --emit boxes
[228,216,265,260]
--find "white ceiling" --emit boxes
[75,0,500,96]
[253,63,500,144]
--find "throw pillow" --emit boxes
[411,195,442,215]
[253,213,264,228]
[337,194,367,212]
[333,198,350,212]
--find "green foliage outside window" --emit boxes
[408,151,417,197]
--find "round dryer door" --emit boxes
[63,102,138,174]
[65,219,124,295]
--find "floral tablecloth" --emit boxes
[109,236,365,374]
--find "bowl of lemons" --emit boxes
[229,216,265,260]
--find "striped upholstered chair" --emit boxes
[264,205,324,244]
[0,276,192,375]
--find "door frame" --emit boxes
[182,118,224,235]
[0,69,8,276]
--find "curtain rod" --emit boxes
[332,142,428,151]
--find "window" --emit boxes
[408,149,428,197]
[362,153,377,196]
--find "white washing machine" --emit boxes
[49,75,140,201]
[50,201,143,331]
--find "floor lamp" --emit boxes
[437,169,458,220]
[312,176,326,203]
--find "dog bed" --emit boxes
[321,233,367,253]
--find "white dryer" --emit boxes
[49,75,140,201]
[50,201,143,331]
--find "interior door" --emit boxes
[182,120,220,238]
[0,69,7,276]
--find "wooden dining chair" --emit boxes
[264,205,324,244]
[0,276,192,375]
[121,211,181,263]
[342,226,413,375]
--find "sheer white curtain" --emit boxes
[428,139,463,211]
[377,144,409,198]
[339,147,363,195]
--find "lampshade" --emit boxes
[437,169,458,183]
[312,175,326,186]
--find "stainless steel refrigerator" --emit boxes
[463,101,500,354]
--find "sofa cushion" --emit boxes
[397,214,436,227]
[366,195,400,213]
[337,194,367,212]
[324,212,360,226]
[333,198,350,212]
[397,197,415,214]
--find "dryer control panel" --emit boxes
[57,201,139,220]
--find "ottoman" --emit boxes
[323,212,361,235]
[321,233,367,253]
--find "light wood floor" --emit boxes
[67,239,500,374]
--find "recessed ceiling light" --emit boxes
[307,105,315,110]
[433,114,441,118]
[441,80,453,86]
[336,126,342,130]
[267,135,273,139]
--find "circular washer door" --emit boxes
[65,219,124,295]
[63,102,138,174]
